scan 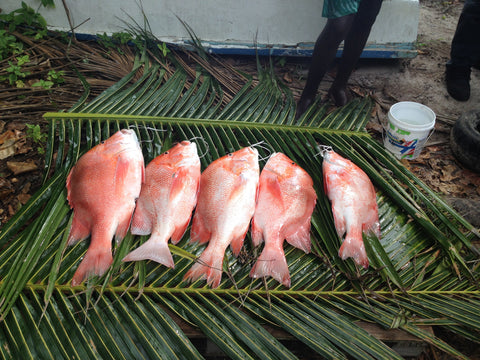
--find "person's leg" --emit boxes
[446,0,480,101]
[296,15,355,119]
[329,0,383,106]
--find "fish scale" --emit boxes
[322,150,380,269]
[249,152,317,287]
[184,147,259,288]
[123,141,201,268]
[66,129,144,285]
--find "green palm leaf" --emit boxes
[0,48,479,360]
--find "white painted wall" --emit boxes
[2,0,419,52]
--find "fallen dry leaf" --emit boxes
[283,72,293,83]
[440,164,460,182]
[17,193,31,205]
[21,182,31,194]
[0,130,18,145]
[7,160,38,175]
[0,139,16,160]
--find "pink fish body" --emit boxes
[123,141,201,267]
[184,147,259,288]
[322,150,380,268]
[66,129,144,285]
[250,153,317,287]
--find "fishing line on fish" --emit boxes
[314,145,333,158]
[249,140,273,162]
[188,136,210,159]
[127,124,167,144]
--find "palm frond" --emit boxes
[0,46,479,360]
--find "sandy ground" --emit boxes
[359,0,479,118]
[289,0,480,227]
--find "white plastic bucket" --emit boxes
[383,101,436,160]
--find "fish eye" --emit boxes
[164,151,169,155]
[101,141,105,144]
[228,153,233,157]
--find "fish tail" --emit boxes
[122,238,174,268]
[184,246,224,288]
[71,245,113,286]
[338,231,369,269]
[250,243,290,288]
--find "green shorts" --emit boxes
[322,0,361,18]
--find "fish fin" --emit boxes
[170,170,189,199]
[71,244,113,286]
[331,204,346,238]
[115,211,134,243]
[113,157,129,184]
[285,217,312,253]
[66,165,75,205]
[113,156,138,192]
[230,231,246,257]
[228,172,258,204]
[338,228,369,269]
[67,213,90,246]
[323,174,329,195]
[363,206,381,239]
[171,172,199,244]
[265,175,284,206]
[183,246,223,288]
[122,238,174,268]
[190,213,211,244]
[250,219,264,247]
[130,202,153,236]
[170,219,190,244]
[364,221,381,239]
[250,242,290,288]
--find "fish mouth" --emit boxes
[318,145,333,159]
[120,129,140,144]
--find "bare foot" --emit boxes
[295,95,315,120]
[328,86,349,107]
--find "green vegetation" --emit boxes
[96,32,134,55]
[0,1,49,40]
[32,69,66,89]
[0,3,67,88]
[25,123,48,154]
[0,54,31,87]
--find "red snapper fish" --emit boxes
[66,129,144,285]
[250,153,317,287]
[322,149,380,269]
[184,147,259,288]
[123,141,201,267]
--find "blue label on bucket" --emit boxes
[386,131,418,158]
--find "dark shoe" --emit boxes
[446,63,471,101]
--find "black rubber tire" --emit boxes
[450,110,480,173]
